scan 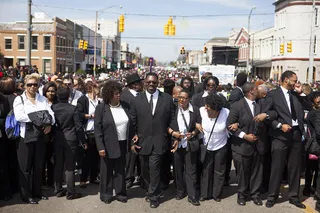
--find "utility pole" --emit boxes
[308,0,316,83]
[94,11,98,77]
[248,6,256,78]
[26,0,32,66]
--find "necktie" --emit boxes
[252,101,256,116]
[136,92,140,97]
[288,91,297,121]
[150,94,153,114]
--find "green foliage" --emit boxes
[76,68,86,75]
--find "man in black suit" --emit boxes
[130,72,174,208]
[263,71,305,209]
[227,82,267,206]
[120,73,144,189]
[228,72,247,105]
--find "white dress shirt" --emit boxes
[280,86,299,127]
[238,97,256,139]
[13,92,55,138]
[110,105,129,141]
[145,90,159,115]
[177,104,193,148]
[129,89,139,97]
[86,95,99,131]
[200,107,229,151]
[69,89,83,106]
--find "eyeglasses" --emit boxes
[207,84,216,87]
[26,83,38,87]
[145,81,158,85]
[178,96,189,100]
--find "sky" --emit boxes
[0,0,276,62]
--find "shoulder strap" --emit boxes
[180,108,190,131]
[207,111,221,144]
[20,95,24,105]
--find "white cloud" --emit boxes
[185,0,254,9]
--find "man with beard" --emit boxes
[180,76,195,97]
[130,72,174,208]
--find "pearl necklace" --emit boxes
[109,103,120,108]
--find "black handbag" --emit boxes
[305,127,320,156]
[180,108,199,152]
[200,111,220,163]
[28,110,52,127]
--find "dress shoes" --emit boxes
[252,197,263,206]
[55,189,67,197]
[102,198,113,204]
[35,195,48,200]
[213,197,221,202]
[175,194,186,200]
[289,199,306,209]
[145,197,151,202]
[265,200,275,208]
[188,197,200,206]
[79,182,87,189]
[21,197,38,204]
[150,200,159,208]
[199,197,206,202]
[66,193,82,200]
[90,180,100,185]
[126,181,133,189]
[237,197,246,206]
[115,196,128,203]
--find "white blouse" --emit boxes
[110,105,129,141]
[86,95,99,131]
[200,107,229,151]
[13,92,55,138]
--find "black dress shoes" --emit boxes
[55,189,67,197]
[289,199,306,209]
[175,194,186,200]
[126,181,133,189]
[252,197,263,206]
[265,200,275,208]
[188,197,200,206]
[115,196,128,203]
[145,197,150,202]
[150,200,159,208]
[199,197,206,202]
[21,197,38,204]
[102,198,113,204]
[35,195,48,200]
[237,197,246,206]
[66,193,82,200]
[213,197,221,202]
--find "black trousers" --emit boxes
[173,148,197,198]
[161,150,173,187]
[17,138,46,199]
[100,141,127,200]
[80,137,99,182]
[316,158,320,203]
[125,151,141,184]
[140,150,162,202]
[233,150,263,199]
[0,137,11,198]
[225,139,233,183]
[42,135,54,186]
[268,128,302,201]
[54,140,77,195]
[262,149,272,191]
[201,145,227,199]
[305,155,318,189]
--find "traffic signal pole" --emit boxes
[308,0,316,83]
[94,10,98,77]
[26,0,32,66]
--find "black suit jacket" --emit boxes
[194,83,204,94]
[169,105,201,134]
[228,87,244,105]
[0,94,10,136]
[51,102,86,145]
[263,87,304,140]
[307,109,320,141]
[130,91,174,155]
[77,95,100,127]
[191,92,227,108]
[94,102,134,159]
[227,98,267,156]
[120,88,136,106]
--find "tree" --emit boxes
[75,68,86,76]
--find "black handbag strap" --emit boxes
[207,111,220,144]
[180,108,190,132]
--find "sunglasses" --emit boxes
[145,81,158,85]
[26,83,38,87]
[65,83,72,86]
[207,84,216,87]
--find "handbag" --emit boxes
[200,111,220,163]
[180,108,199,152]
[305,127,320,156]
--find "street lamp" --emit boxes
[94,5,122,77]
[247,6,256,78]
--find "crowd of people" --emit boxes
[0,68,320,211]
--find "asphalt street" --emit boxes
[0,170,316,213]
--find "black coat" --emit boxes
[120,88,136,106]
[307,109,320,142]
[227,98,267,156]
[76,95,100,127]
[0,94,10,136]
[51,102,86,145]
[263,87,305,139]
[94,102,135,159]
[130,91,174,155]
[169,105,201,133]
[228,87,244,106]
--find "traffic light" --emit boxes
[287,41,292,53]
[83,40,88,50]
[119,14,125,33]
[78,39,84,49]
[280,43,284,54]
[204,47,207,53]
[164,24,169,35]
[169,24,176,36]
[180,47,185,54]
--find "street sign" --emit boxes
[117,62,121,69]
[107,62,111,69]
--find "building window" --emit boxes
[32,36,38,50]
[316,8,319,26]
[18,35,25,50]
[43,59,51,74]
[44,36,51,50]
[5,39,12,49]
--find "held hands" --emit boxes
[82,143,88,150]
[281,124,292,132]
[99,150,106,157]
[228,123,239,131]
[253,113,267,122]
[171,140,179,153]
[244,134,258,142]
[131,135,141,153]
[172,131,185,140]
[196,123,203,133]
[43,126,51,134]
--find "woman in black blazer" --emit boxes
[94,81,134,204]
[168,89,201,206]
[76,81,100,188]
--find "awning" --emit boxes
[253,59,272,68]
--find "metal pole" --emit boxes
[94,10,98,77]
[73,21,76,72]
[248,6,256,78]
[308,0,316,83]
[26,0,32,66]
